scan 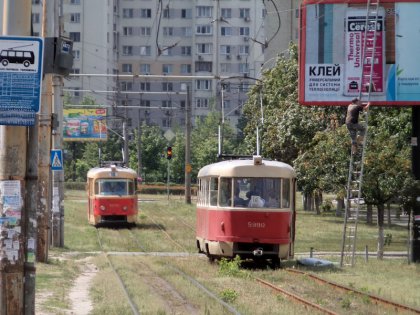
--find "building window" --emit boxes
[221,8,232,19]
[140,82,151,91]
[181,27,192,37]
[140,64,150,74]
[162,100,172,108]
[73,50,80,60]
[163,27,173,36]
[123,27,133,36]
[32,0,41,4]
[196,25,212,35]
[69,32,81,42]
[239,63,249,74]
[220,45,231,54]
[220,63,231,73]
[121,82,133,91]
[122,64,132,73]
[239,45,249,55]
[123,8,134,18]
[239,27,250,36]
[122,46,133,55]
[140,27,151,36]
[141,100,151,107]
[163,8,170,18]
[195,62,212,73]
[32,13,40,24]
[70,0,80,4]
[197,43,212,54]
[141,9,152,18]
[221,27,232,36]
[181,9,192,19]
[240,8,251,19]
[181,46,192,56]
[196,6,212,18]
[70,13,81,23]
[162,82,173,91]
[162,64,173,74]
[195,98,209,108]
[140,46,151,56]
[196,80,211,90]
[181,64,192,74]
[162,118,171,128]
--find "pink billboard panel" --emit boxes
[344,8,385,96]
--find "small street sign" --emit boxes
[0,36,44,126]
[50,149,63,171]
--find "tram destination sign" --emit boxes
[0,36,43,126]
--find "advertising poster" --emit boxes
[63,108,107,141]
[300,1,420,106]
[344,8,385,96]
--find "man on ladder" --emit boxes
[346,98,370,154]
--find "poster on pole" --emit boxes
[0,36,43,125]
[63,108,107,141]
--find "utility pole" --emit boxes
[0,1,32,314]
[411,107,420,263]
[51,0,64,248]
[36,0,54,262]
[185,86,192,204]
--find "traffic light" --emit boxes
[167,146,172,160]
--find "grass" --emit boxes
[35,190,419,314]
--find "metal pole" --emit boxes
[185,86,192,204]
[123,120,128,166]
[52,75,64,247]
[0,1,32,314]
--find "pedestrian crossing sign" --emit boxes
[50,149,63,171]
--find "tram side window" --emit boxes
[282,178,290,208]
[219,177,232,207]
[210,177,218,206]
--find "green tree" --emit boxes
[140,123,166,182]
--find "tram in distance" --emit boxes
[196,156,296,265]
[86,165,139,227]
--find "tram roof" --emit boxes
[198,158,296,178]
[87,166,137,179]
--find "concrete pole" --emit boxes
[123,120,128,166]
[0,1,32,314]
[185,86,192,204]
[36,0,54,262]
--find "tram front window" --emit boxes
[233,178,282,208]
[98,179,129,196]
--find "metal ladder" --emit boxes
[340,0,380,267]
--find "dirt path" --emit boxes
[35,257,98,315]
[67,259,98,315]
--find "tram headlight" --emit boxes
[100,205,106,211]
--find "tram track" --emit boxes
[254,268,420,315]
[285,268,420,314]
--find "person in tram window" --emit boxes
[233,186,246,207]
[346,97,370,154]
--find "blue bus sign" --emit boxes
[0,36,43,126]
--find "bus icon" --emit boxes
[0,49,35,67]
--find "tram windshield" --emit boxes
[95,179,135,196]
[215,177,290,208]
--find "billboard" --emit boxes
[63,108,107,141]
[300,0,420,106]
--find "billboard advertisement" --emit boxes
[63,108,107,141]
[300,0,420,106]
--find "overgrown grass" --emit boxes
[35,190,418,314]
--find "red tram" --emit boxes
[196,156,296,265]
[87,165,138,226]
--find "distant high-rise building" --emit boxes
[1,0,299,133]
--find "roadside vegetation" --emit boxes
[35,191,419,314]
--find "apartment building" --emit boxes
[2,0,299,134]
